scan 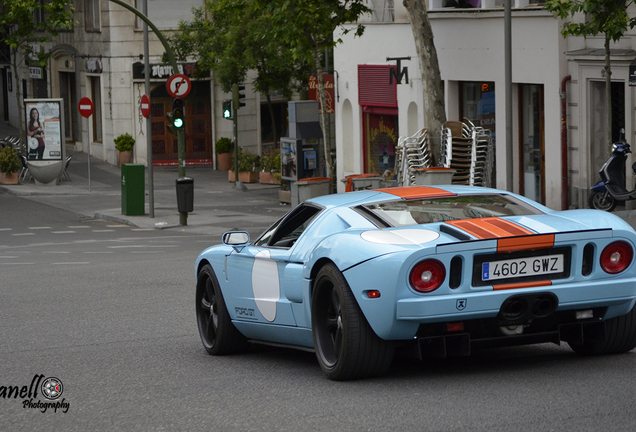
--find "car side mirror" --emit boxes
[222,231,250,246]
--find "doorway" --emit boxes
[519,84,545,204]
[589,80,625,182]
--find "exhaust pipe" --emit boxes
[499,293,558,325]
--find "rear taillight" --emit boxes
[600,241,633,274]
[410,259,445,293]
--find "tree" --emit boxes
[0,0,74,139]
[262,0,370,179]
[403,0,446,166]
[546,0,636,152]
[171,0,309,146]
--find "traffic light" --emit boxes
[172,97,184,128]
[222,100,233,119]
[232,84,245,109]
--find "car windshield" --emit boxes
[357,194,542,227]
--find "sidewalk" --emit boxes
[0,130,290,238]
[4,120,636,234]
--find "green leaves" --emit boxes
[545,0,636,41]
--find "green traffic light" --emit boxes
[174,117,184,128]
[223,109,231,119]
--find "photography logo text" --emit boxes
[0,374,70,413]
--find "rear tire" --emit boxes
[568,305,636,355]
[311,263,394,380]
[196,264,248,355]
[589,190,617,212]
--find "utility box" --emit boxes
[176,177,194,213]
[121,164,145,216]
[291,177,332,207]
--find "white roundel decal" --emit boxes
[252,250,280,322]
[361,229,439,245]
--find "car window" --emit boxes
[254,204,322,248]
[357,194,542,227]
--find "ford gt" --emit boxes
[195,185,636,380]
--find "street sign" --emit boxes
[78,97,94,118]
[166,74,191,98]
[140,94,151,118]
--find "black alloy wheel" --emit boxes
[196,264,247,355]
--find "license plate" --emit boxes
[482,254,564,282]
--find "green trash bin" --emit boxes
[121,164,145,216]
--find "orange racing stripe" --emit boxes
[493,280,552,291]
[497,234,555,253]
[445,217,533,239]
[377,186,456,200]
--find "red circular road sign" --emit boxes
[78,97,94,118]
[140,94,151,118]
[166,74,191,98]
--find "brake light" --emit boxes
[600,241,633,274]
[410,259,445,293]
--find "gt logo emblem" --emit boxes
[456,299,467,310]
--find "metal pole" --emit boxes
[505,0,513,192]
[143,0,154,218]
[87,116,91,191]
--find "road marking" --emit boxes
[0,262,33,265]
[12,233,35,236]
[92,230,115,233]
[51,262,90,265]
[0,228,12,231]
[52,231,76,234]
[106,225,128,228]
[28,226,52,230]
[68,226,90,229]
[0,255,19,259]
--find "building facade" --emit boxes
[335,1,636,211]
[0,0,269,169]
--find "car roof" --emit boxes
[307,185,506,209]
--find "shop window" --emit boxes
[460,81,495,135]
[85,0,101,32]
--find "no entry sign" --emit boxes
[140,94,151,118]
[78,97,94,118]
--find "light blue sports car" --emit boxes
[195,185,636,380]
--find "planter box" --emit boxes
[279,190,291,204]
[0,172,18,185]
[228,170,259,183]
[118,150,133,167]
[217,152,232,171]
[259,171,280,185]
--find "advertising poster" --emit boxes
[24,99,63,161]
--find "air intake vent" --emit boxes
[582,243,594,276]
[449,256,462,289]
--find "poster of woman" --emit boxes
[24,100,63,161]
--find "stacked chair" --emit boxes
[395,119,494,188]
[440,120,473,184]
[439,118,493,187]
[394,128,432,186]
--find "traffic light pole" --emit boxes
[232,84,246,191]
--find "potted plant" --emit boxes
[0,146,20,184]
[114,133,135,166]
[259,149,281,185]
[229,148,260,183]
[215,137,234,171]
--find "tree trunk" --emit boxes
[314,47,333,179]
[403,0,446,165]
[11,49,24,150]
[604,34,613,154]
[265,92,279,146]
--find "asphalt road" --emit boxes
[2,193,636,431]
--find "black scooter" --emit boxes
[589,133,636,211]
